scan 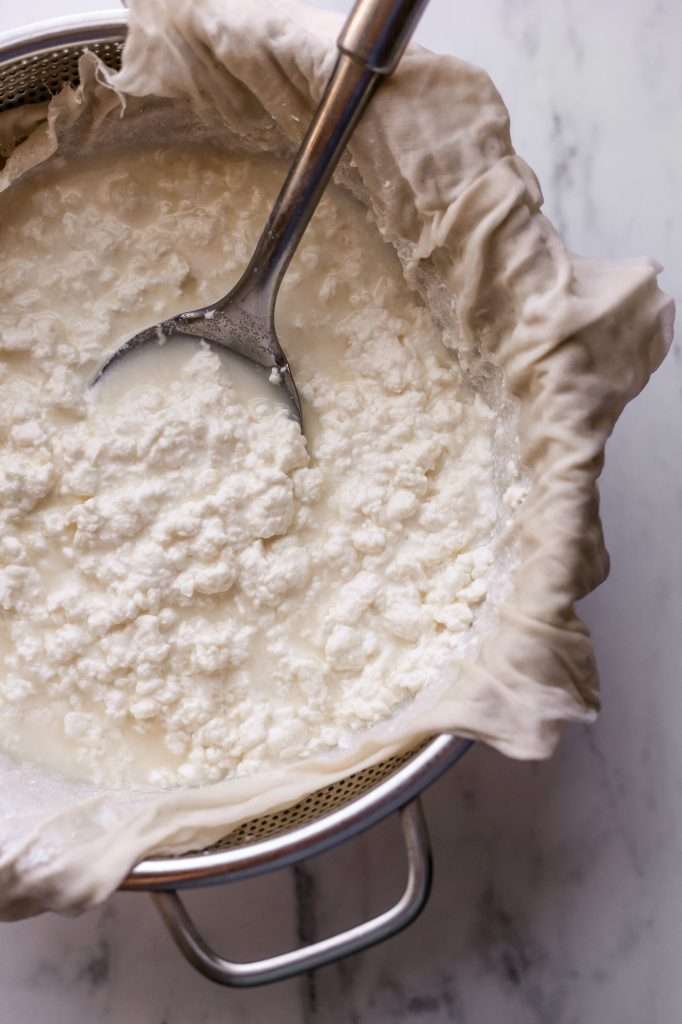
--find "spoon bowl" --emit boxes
[93,293,303,425]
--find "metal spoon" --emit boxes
[94,0,429,426]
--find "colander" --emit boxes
[0,10,472,987]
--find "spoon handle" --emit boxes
[339,0,430,72]
[225,0,429,317]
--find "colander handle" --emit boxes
[151,799,431,987]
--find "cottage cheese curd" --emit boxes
[0,146,523,788]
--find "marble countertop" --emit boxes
[1,1,680,1021]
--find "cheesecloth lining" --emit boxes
[0,0,673,919]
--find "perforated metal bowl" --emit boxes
[0,11,471,986]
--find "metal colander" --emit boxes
[0,10,471,986]
[0,13,125,112]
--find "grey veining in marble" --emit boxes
[1,1,681,1021]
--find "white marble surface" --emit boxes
[1,0,680,1020]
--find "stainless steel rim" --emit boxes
[0,11,127,65]
[0,10,471,893]
[124,736,472,889]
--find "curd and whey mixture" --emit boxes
[0,146,523,788]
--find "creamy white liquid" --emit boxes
[95,337,293,416]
